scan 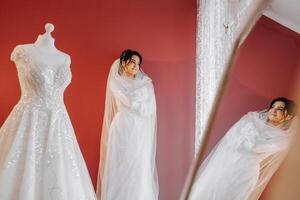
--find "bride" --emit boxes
[189,97,297,200]
[97,50,158,200]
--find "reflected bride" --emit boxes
[97,50,158,200]
[189,97,297,200]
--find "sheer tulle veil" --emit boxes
[189,110,298,200]
[97,59,158,200]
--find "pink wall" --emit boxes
[204,16,300,156]
[0,1,196,199]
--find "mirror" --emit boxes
[185,3,300,200]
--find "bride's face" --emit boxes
[267,101,288,125]
[123,55,140,76]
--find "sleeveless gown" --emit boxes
[0,45,97,200]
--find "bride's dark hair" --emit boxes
[269,97,297,117]
[120,49,142,64]
[119,49,142,75]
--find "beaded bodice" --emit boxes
[11,45,71,108]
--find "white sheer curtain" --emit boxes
[195,0,271,153]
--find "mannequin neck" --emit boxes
[34,34,56,50]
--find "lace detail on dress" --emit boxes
[0,45,96,200]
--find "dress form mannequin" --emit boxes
[34,23,56,50]
[21,23,70,66]
[0,23,97,200]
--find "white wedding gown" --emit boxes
[97,59,158,200]
[189,111,294,200]
[0,45,96,200]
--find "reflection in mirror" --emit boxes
[188,13,300,200]
[260,60,300,199]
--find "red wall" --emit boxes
[0,1,196,200]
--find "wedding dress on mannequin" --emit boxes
[189,111,296,200]
[0,23,96,200]
[97,59,158,200]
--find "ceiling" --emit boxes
[264,0,300,34]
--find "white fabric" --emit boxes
[0,44,97,200]
[97,59,158,200]
[189,111,294,200]
[195,0,271,154]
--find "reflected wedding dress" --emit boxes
[0,25,96,200]
[97,59,158,200]
[189,111,295,200]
